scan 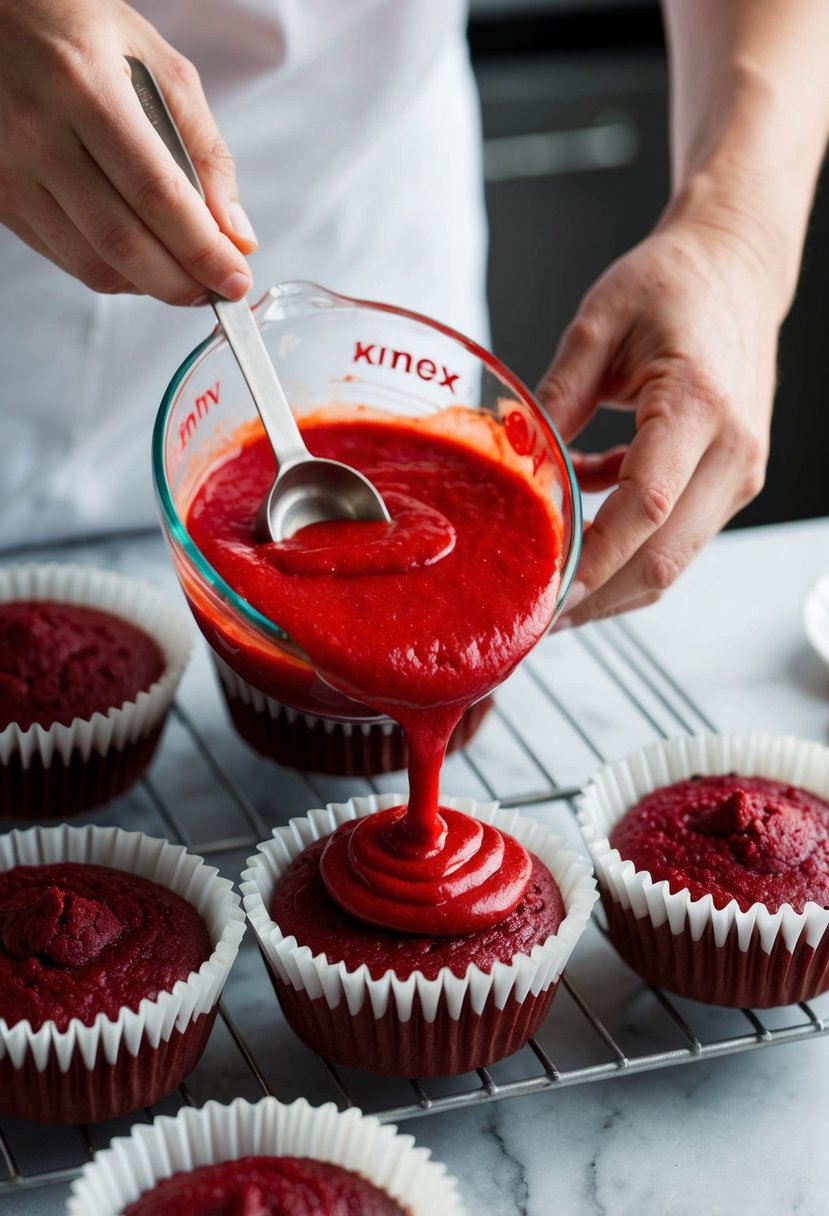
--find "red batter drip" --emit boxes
[319,805,532,933]
[188,420,561,934]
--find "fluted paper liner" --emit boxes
[0,823,245,1073]
[0,563,192,769]
[577,733,829,1005]
[67,1095,464,1216]
[213,651,392,737]
[212,651,492,776]
[241,794,597,1023]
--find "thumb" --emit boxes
[161,55,258,254]
[536,317,609,443]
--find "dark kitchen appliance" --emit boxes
[471,1,829,527]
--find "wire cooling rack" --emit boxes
[1,565,827,1200]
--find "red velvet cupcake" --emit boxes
[212,651,492,776]
[578,733,829,1007]
[68,1096,464,1216]
[121,1158,408,1215]
[242,795,597,1077]
[0,564,191,819]
[0,823,244,1122]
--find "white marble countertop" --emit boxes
[4,516,829,1216]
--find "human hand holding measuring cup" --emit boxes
[538,217,779,630]
[0,0,255,304]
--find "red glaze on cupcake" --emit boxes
[271,837,564,979]
[0,601,164,730]
[0,862,210,1030]
[121,1156,406,1216]
[609,774,829,913]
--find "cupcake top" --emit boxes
[0,861,211,1030]
[121,1156,407,1216]
[270,835,565,979]
[609,774,829,912]
[0,601,165,730]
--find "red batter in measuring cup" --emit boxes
[155,282,581,929]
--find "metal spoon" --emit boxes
[128,58,391,541]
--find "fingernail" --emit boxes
[189,293,210,307]
[552,615,573,633]
[228,200,258,250]
[563,579,587,614]
[218,270,252,300]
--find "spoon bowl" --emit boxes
[209,293,391,541]
[256,455,393,541]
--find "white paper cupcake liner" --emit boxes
[0,563,192,769]
[213,652,494,779]
[212,651,390,734]
[578,732,829,957]
[0,822,245,1073]
[67,1095,464,1216]
[242,793,597,1023]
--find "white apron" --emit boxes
[0,0,487,549]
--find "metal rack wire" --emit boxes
[2,612,827,1203]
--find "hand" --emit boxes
[0,0,256,304]
[538,214,780,627]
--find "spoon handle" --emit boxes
[128,57,310,469]
[127,58,204,197]
[209,297,309,468]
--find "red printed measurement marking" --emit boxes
[178,382,220,451]
[504,409,550,476]
[353,341,459,394]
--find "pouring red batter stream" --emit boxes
[188,417,563,934]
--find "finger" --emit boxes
[551,588,660,631]
[569,445,627,492]
[1,190,142,295]
[570,379,718,600]
[553,570,664,631]
[153,53,258,253]
[72,66,252,298]
[0,209,71,271]
[39,143,213,304]
[563,442,743,626]
[18,183,141,294]
[536,315,613,443]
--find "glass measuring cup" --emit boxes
[153,281,582,774]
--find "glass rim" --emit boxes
[152,280,583,649]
